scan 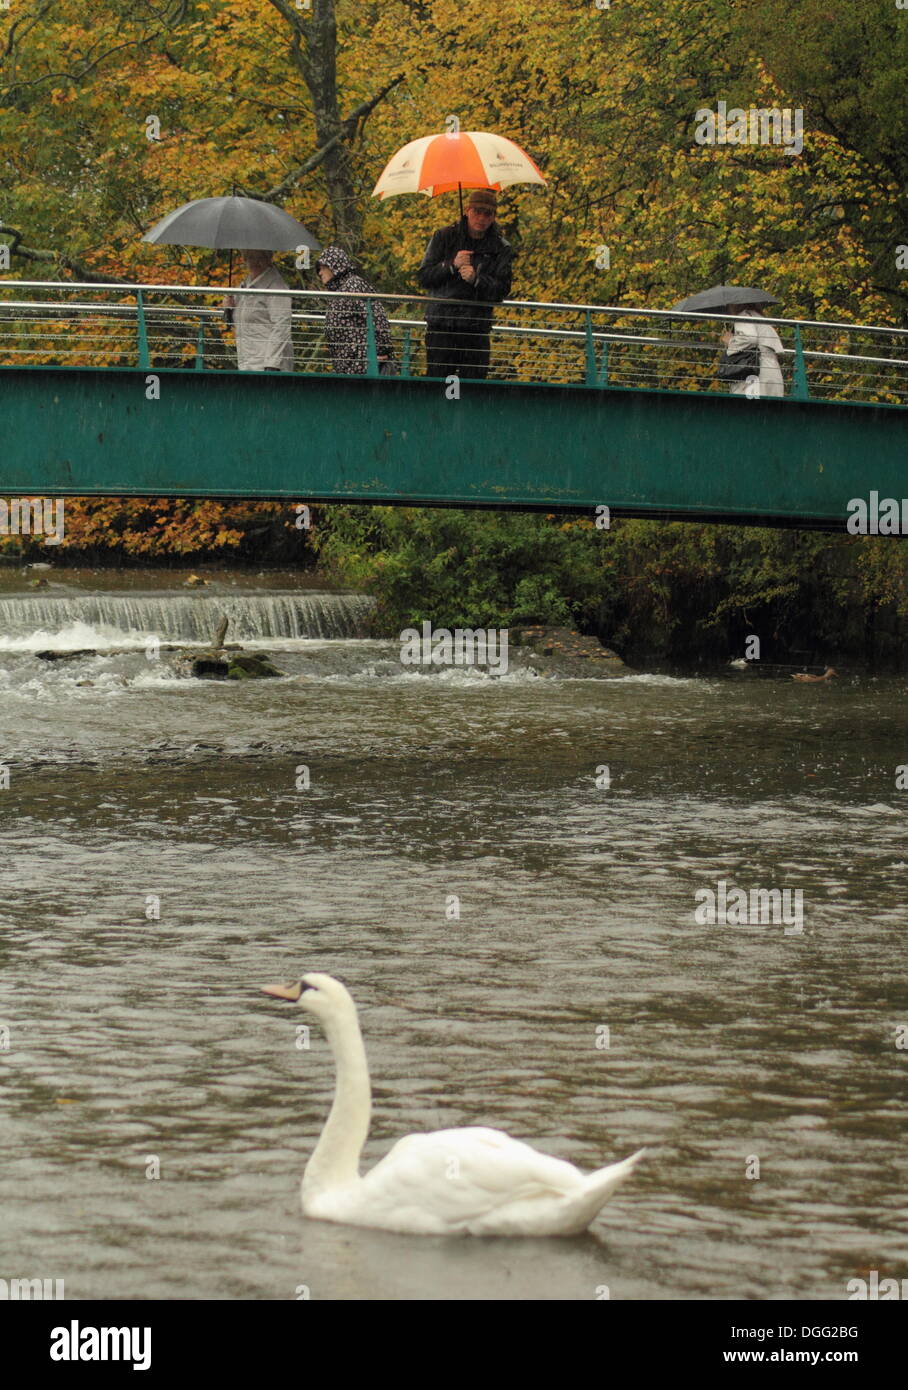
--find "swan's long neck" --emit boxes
[304,1004,371,1193]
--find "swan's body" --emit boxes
[262,973,645,1237]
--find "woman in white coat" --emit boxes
[720,304,784,397]
[224,250,294,372]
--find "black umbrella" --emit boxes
[672,285,778,315]
[143,195,321,284]
[144,195,320,251]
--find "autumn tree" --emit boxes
[0,0,405,274]
[0,0,902,324]
[735,0,908,310]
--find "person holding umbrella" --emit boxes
[372,129,544,380]
[418,188,513,380]
[223,250,294,372]
[143,195,320,373]
[719,302,784,398]
[673,285,785,398]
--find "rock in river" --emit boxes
[177,649,284,680]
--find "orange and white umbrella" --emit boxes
[372,131,546,202]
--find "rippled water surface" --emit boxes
[1,574,906,1299]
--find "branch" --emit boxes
[1,37,158,102]
[1,0,191,104]
[0,225,121,283]
[260,74,405,203]
[3,1,54,62]
[264,0,310,86]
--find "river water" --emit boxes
[1,570,905,1300]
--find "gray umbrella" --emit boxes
[143,196,321,252]
[672,285,778,314]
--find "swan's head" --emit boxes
[261,972,355,1023]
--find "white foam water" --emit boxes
[0,590,374,643]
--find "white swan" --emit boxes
[261,972,646,1237]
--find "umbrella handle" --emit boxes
[229,182,237,285]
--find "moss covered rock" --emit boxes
[226,653,283,679]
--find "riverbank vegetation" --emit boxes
[311,508,908,667]
[0,499,306,564]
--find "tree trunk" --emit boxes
[269,0,364,252]
[307,0,362,251]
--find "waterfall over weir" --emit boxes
[0,591,375,642]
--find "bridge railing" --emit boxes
[0,279,906,407]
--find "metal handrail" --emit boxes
[1,279,906,405]
[2,278,907,338]
[2,295,904,366]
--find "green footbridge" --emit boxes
[1,280,906,529]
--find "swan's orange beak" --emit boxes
[261,981,304,1002]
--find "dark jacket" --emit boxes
[418,217,513,325]
[317,245,394,375]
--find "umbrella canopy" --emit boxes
[143,196,321,252]
[672,285,779,314]
[372,131,546,200]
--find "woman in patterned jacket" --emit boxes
[315,245,395,375]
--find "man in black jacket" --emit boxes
[418,188,514,380]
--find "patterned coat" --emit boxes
[317,245,394,375]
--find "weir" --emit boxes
[0,591,374,642]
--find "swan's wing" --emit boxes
[360,1126,586,1229]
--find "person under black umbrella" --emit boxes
[673,285,784,398]
[719,302,784,398]
[223,250,294,372]
[143,196,320,374]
